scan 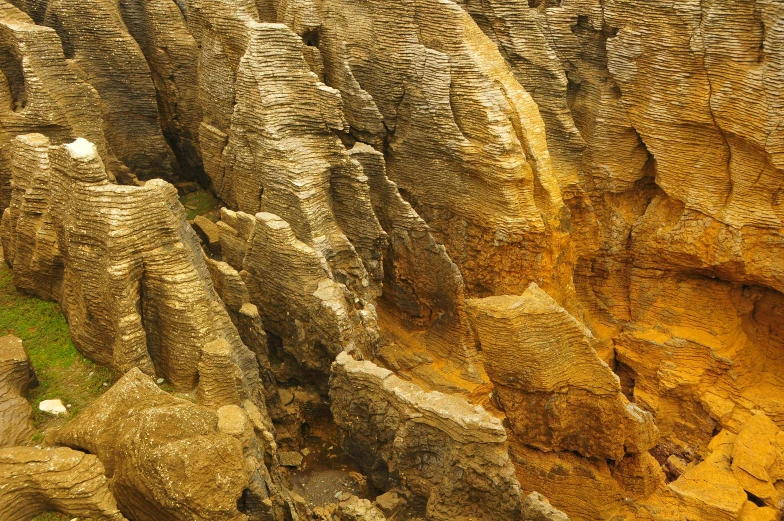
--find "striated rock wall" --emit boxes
[310,0,574,301]
[0,0,119,210]
[9,0,178,181]
[0,446,126,521]
[0,134,262,400]
[0,335,34,447]
[466,283,657,461]
[0,0,782,519]
[329,351,523,521]
[218,209,378,374]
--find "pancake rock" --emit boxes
[466,283,657,461]
[9,0,177,180]
[329,352,523,521]
[0,335,34,447]
[351,143,479,372]
[115,0,205,182]
[306,0,574,300]
[223,23,384,299]
[0,134,270,423]
[0,446,126,521]
[54,367,299,521]
[0,0,116,210]
[218,209,378,374]
[190,7,385,303]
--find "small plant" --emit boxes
[179,189,221,221]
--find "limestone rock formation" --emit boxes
[0,0,783,519]
[0,335,34,447]
[0,0,117,210]
[0,446,126,521]
[351,143,479,372]
[310,0,574,300]
[9,0,178,180]
[219,209,379,374]
[54,367,297,521]
[0,134,266,411]
[466,283,657,461]
[115,0,205,182]
[335,496,387,521]
[329,351,523,521]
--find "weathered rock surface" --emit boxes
[0,0,118,210]
[219,209,378,374]
[330,351,522,521]
[309,0,574,300]
[9,0,178,181]
[0,335,34,447]
[0,446,126,520]
[466,283,656,461]
[335,496,387,521]
[55,367,297,521]
[668,414,784,518]
[0,0,783,520]
[0,134,266,410]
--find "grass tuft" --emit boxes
[0,260,114,437]
[180,189,221,221]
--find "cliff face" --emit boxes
[0,0,782,520]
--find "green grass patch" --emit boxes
[0,261,114,438]
[180,188,221,221]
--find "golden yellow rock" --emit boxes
[466,283,657,461]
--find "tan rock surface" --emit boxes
[0,446,126,521]
[0,0,117,210]
[0,1,782,520]
[330,352,523,521]
[55,367,296,521]
[9,0,177,180]
[311,0,574,300]
[0,335,34,447]
[0,134,268,412]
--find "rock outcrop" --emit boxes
[0,134,265,407]
[0,335,34,447]
[0,0,117,210]
[9,0,178,180]
[311,0,574,300]
[329,352,523,521]
[466,283,657,461]
[54,367,297,521]
[218,209,379,374]
[0,0,782,519]
[0,446,126,520]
